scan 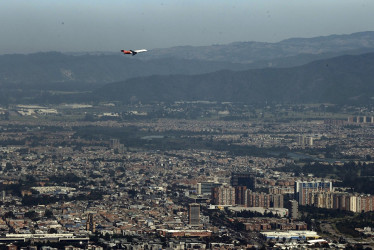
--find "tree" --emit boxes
[4,162,13,171]
[3,211,15,218]
[104,233,111,241]
[48,228,58,234]
[45,209,54,219]
[24,210,39,220]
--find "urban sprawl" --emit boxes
[0,102,374,249]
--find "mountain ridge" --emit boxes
[95,52,374,105]
[145,31,374,63]
[1,31,374,104]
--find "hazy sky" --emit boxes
[1,0,373,54]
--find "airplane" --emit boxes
[121,49,147,56]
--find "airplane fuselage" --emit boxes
[121,49,147,56]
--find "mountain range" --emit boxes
[0,31,374,104]
[145,31,374,64]
[95,53,374,105]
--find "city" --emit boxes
[2,0,374,249]
[0,102,373,249]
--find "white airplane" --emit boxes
[121,49,147,56]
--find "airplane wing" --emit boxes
[133,49,147,53]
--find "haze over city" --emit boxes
[1,1,374,249]
[1,0,374,54]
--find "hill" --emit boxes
[1,31,374,92]
[96,53,374,105]
[0,52,249,90]
[146,31,374,64]
[1,31,374,104]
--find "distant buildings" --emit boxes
[1,234,89,244]
[211,185,286,210]
[347,116,374,124]
[158,229,212,238]
[109,138,125,153]
[209,170,289,209]
[109,139,120,149]
[261,230,320,242]
[297,135,313,147]
[324,119,346,126]
[294,180,374,212]
[331,193,374,212]
[295,180,332,206]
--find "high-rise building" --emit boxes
[287,200,298,219]
[212,186,235,205]
[109,138,120,149]
[197,182,222,195]
[231,172,255,190]
[235,186,247,206]
[332,193,350,211]
[110,138,126,154]
[295,181,332,205]
[271,194,284,208]
[350,195,358,212]
[314,192,333,209]
[1,190,5,202]
[86,213,96,233]
[297,135,313,147]
[310,192,374,212]
[359,195,374,212]
[245,190,271,208]
[189,203,200,225]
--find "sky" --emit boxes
[0,0,374,54]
